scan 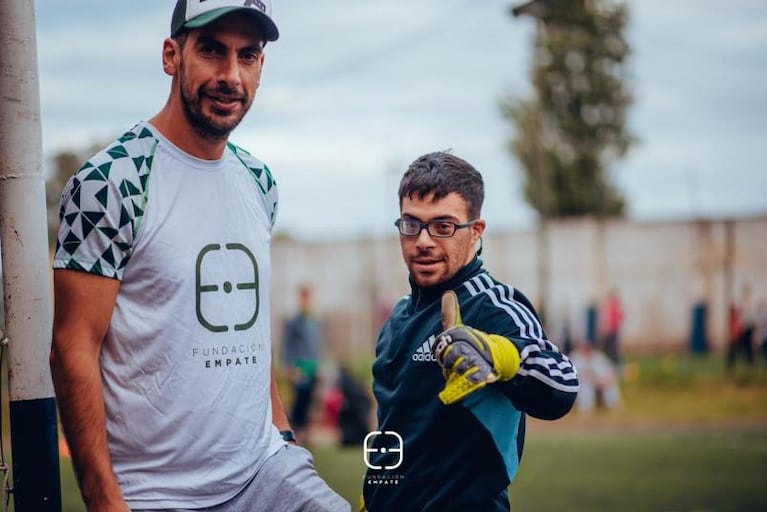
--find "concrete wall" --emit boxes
[272,215,767,360]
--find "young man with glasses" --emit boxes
[362,151,579,512]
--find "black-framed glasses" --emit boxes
[394,218,478,238]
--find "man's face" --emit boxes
[177,14,265,141]
[399,192,485,288]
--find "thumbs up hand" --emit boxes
[432,290,521,404]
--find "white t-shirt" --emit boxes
[54,122,284,509]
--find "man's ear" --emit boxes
[162,37,182,76]
[472,219,486,243]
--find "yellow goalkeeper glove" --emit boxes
[432,290,521,404]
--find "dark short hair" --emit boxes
[172,30,189,47]
[398,151,484,219]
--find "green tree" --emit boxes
[504,0,633,219]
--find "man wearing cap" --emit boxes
[50,2,350,511]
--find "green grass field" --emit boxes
[40,355,767,511]
[312,427,767,512]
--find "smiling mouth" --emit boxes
[412,259,441,269]
[207,95,243,111]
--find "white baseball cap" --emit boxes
[171,0,279,41]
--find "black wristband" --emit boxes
[280,429,296,443]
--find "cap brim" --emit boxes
[183,7,279,42]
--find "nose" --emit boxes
[414,225,435,249]
[217,52,241,88]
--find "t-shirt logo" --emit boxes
[195,243,260,332]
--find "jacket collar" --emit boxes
[408,256,484,312]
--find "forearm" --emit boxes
[500,343,579,420]
[51,270,125,510]
[500,373,578,420]
[270,364,291,432]
[51,344,127,511]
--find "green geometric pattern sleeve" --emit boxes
[227,142,279,229]
[53,126,156,280]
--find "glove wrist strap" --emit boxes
[488,334,521,380]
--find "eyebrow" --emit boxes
[195,35,263,54]
[402,214,459,222]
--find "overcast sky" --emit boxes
[34,0,767,241]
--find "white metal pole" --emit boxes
[0,0,62,510]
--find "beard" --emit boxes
[179,72,252,142]
[404,241,474,288]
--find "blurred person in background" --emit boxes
[336,365,372,447]
[281,284,324,445]
[726,299,744,373]
[727,283,756,373]
[758,297,767,364]
[738,283,757,364]
[361,151,579,512]
[568,340,620,413]
[601,288,624,366]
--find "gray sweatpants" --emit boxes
[138,444,351,512]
